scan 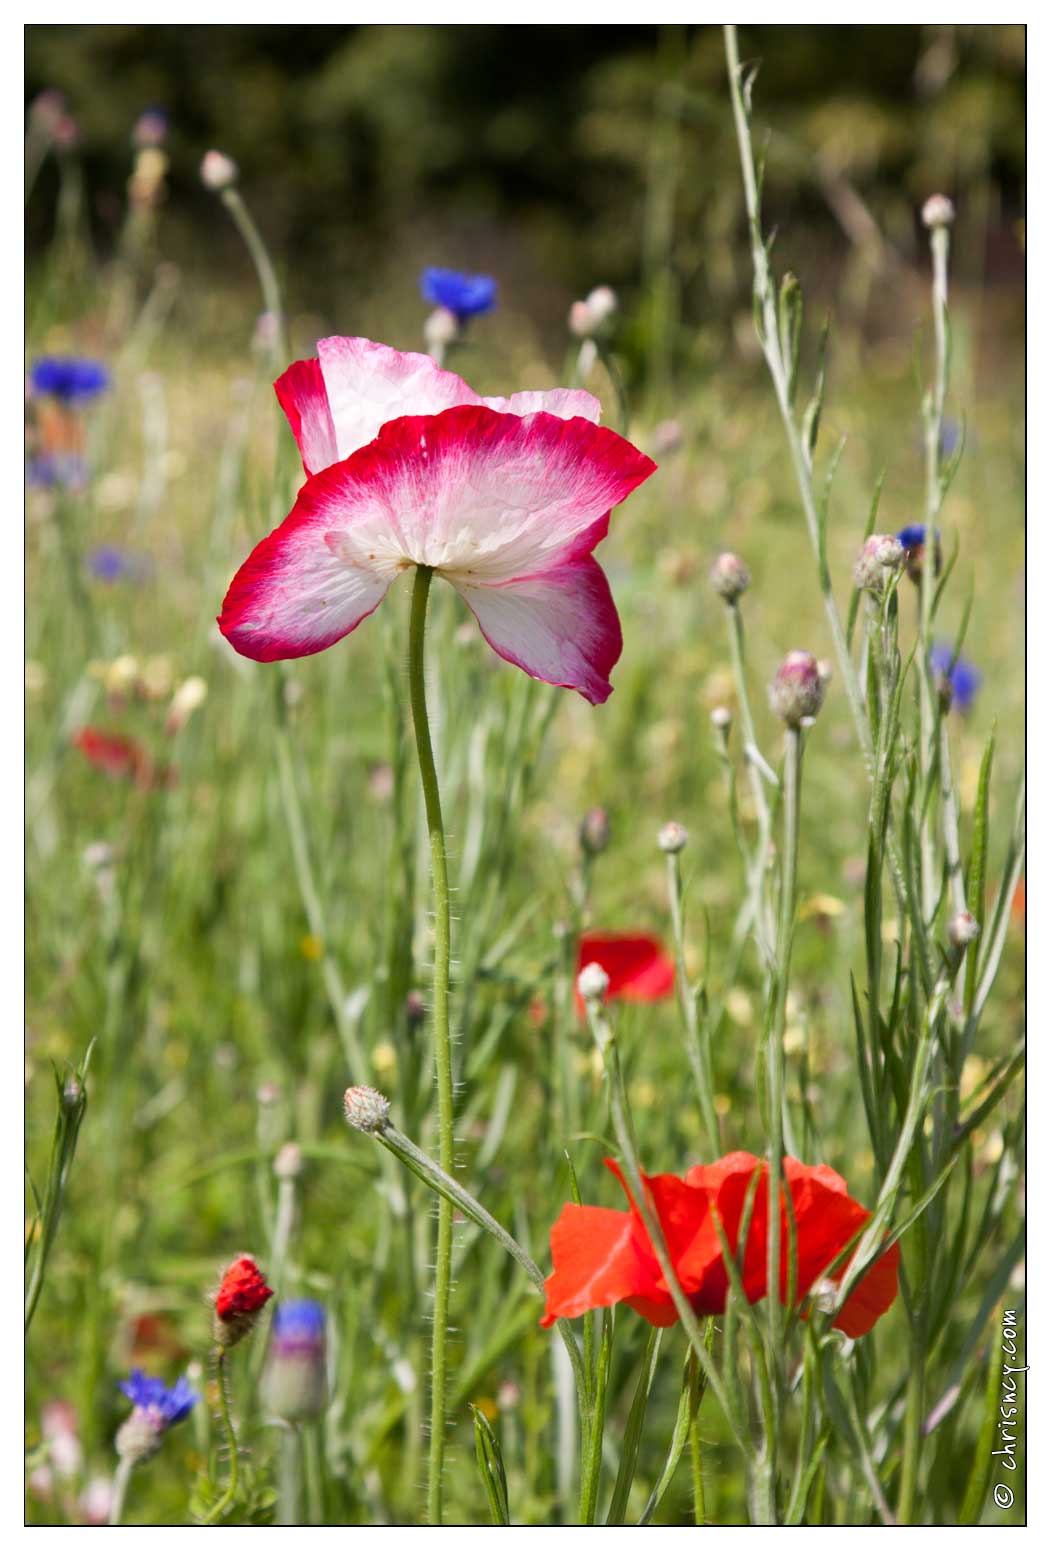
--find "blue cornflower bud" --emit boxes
[897,524,942,583]
[419,267,497,323]
[115,1371,197,1464]
[262,1301,328,1422]
[29,358,110,403]
[930,644,981,714]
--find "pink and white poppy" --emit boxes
[219,338,656,704]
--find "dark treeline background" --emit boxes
[26,24,1024,361]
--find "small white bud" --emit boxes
[343,1085,391,1134]
[710,706,733,732]
[200,150,238,192]
[948,910,980,949]
[424,306,458,350]
[709,552,751,603]
[922,194,955,230]
[577,962,610,1003]
[657,821,688,854]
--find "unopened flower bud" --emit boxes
[405,990,426,1029]
[710,706,732,733]
[577,962,610,1003]
[133,109,168,149]
[922,194,955,230]
[948,911,980,949]
[657,821,688,854]
[579,806,610,857]
[769,651,829,727]
[200,150,238,192]
[115,1408,164,1466]
[343,1085,391,1134]
[853,534,904,592]
[709,552,750,603]
[568,286,617,338]
[424,306,459,351]
[166,674,207,733]
[273,1142,302,1180]
[212,1255,273,1348]
[61,1075,85,1115]
[262,1301,327,1422]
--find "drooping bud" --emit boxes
[579,806,611,857]
[922,194,956,230]
[769,651,830,727]
[948,910,980,949]
[212,1255,273,1348]
[577,962,610,1004]
[657,821,688,854]
[200,150,238,192]
[709,552,751,603]
[262,1301,328,1423]
[852,534,904,592]
[343,1085,391,1135]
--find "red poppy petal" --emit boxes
[540,1204,661,1325]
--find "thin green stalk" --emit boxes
[219,187,288,367]
[277,1427,300,1526]
[202,1349,239,1524]
[688,1349,706,1525]
[406,565,455,1525]
[724,600,775,961]
[665,847,721,1151]
[107,1457,133,1526]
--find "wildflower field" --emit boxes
[25,23,1025,1530]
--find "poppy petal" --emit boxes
[274,358,338,476]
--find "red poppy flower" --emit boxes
[575,932,675,1017]
[74,727,153,787]
[213,1255,273,1348]
[541,1151,899,1339]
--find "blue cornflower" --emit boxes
[897,524,928,550]
[271,1299,326,1350]
[30,357,110,403]
[930,644,981,714]
[89,546,147,583]
[420,268,497,323]
[26,453,87,489]
[118,1370,198,1428]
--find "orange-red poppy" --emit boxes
[541,1151,899,1339]
[575,932,675,1017]
[74,727,153,786]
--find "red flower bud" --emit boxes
[213,1255,273,1348]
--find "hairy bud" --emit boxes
[709,552,751,603]
[343,1085,391,1134]
[657,821,688,854]
[769,651,830,727]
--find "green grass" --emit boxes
[25,161,1023,1525]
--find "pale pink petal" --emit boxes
[274,358,338,476]
[453,557,622,704]
[316,336,483,459]
[217,465,395,662]
[329,405,654,582]
[481,388,601,424]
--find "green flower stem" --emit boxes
[202,1348,239,1525]
[107,1457,133,1527]
[219,187,288,368]
[766,725,802,1357]
[665,848,721,1151]
[407,565,455,1525]
[582,992,748,1457]
[724,600,775,962]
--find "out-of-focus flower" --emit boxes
[165,675,208,733]
[579,806,611,857]
[88,546,149,584]
[420,268,497,322]
[42,1400,83,1479]
[115,1370,197,1463]
[568,285,618,338]
[930,644,981,714]
[574,932,675,1016]
[200,149,238,192]
[541,1152,900,1338]
[709,552,750,603]
[132,107,168,149]
[652,419,683,455]
[78,1476,115,1526]
[73,727,153,787]
[28,90,68,137]
[262,1301,328,1422]
[219,338,655,705]
[213,1256,273,1347]
[26,453,87,489]
[29,358,109,403]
